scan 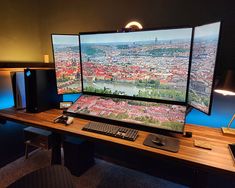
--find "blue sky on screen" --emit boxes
[52,35,79,46]
[194,22,220,38]
[80,28,192,44]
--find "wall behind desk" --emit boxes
[0,0,234,69]
[38,0,234,70]
[0,0,42,62]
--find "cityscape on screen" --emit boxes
[188,22,220,114]
[67,95,186,132]
[52,34,82,94]
[80,28,192,102]
[52,22,220,132]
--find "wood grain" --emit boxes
[1,108,235,175]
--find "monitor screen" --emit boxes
[52,34,82,94]
[80,28,192,103]
[188,22,221,114]
[67,94,186,133]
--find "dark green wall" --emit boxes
[0,0,234,72]
[0,0,42,62]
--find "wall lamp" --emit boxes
[125,21,143,31]
[214,70,235,135]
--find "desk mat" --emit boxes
[143,133,179,153]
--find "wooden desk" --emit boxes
[0,108,235,184]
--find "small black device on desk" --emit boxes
[59,101,73,109]
[228,144,235,163]
[54,115,74,125]
[82,122,138,141]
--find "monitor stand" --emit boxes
[143,133,179,153]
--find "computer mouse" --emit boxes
[66,116,74,125]
[152,137,165,146]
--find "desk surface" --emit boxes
[1,108,235,175]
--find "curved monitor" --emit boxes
[80,28,192,103]
[188,22,221,114]
[67,94,186,133]
[51,34,82,94]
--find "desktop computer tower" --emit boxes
[24,69,61,113]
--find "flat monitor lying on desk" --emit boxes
[66,94,187,152]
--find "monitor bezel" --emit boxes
[79,26,193,106]
[65,93,187,134]
[187,21,222,115]
[51,33,82,95]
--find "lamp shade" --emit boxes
[125,21,143,30]
[214,70,235,96]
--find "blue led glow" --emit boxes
[25,70,31,77]
[63,93,81,103]
[0,91,14,110]
[186,93,235,128]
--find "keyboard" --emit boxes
[82,122,138,141]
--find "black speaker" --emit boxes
[24,69,62,113]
